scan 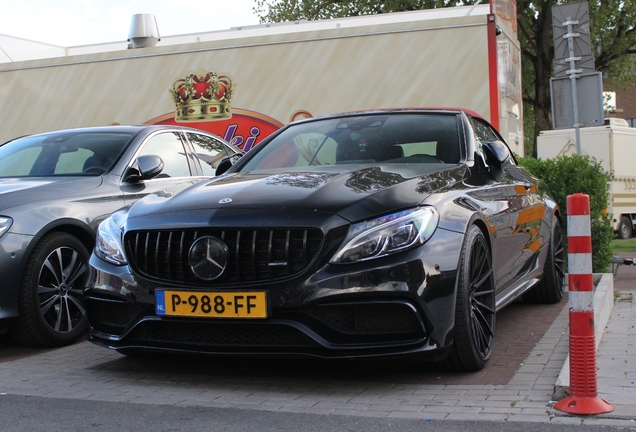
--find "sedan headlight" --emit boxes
[330,207,439,264]
[0,216,13,239]
[95,212,127,265]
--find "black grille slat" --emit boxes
[166,231,173,280]
[135,233,141,271]
[125,228,323,286]
[143,232,150,274]
[235,230,242,282]
[136,232,144,273]
[267,230,274,280]
[252,231,258,281]
[134,233,141,272]
[154,231,161,278]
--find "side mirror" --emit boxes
[481,141,512,181]
[215,153,242,176]
[483,141,511,166]
[123,155,164,183]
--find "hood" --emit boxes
[0,177,102,211]
[127,164,466,223]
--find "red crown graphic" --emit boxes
[170,70,234,122]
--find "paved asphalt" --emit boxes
[0,256,634,431]
[0,394,629,432]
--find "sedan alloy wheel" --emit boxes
[11,232,89,347]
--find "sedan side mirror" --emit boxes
[123,155,164,183]
[215,153,243,176]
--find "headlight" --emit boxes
[330,207,439,264]
[0,216,12,239]
[95,212,127,265]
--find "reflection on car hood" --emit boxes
[128,164,466,223]
[0,177,102,211]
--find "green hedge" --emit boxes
[517,154,614,273]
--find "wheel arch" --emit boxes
[44,223,96,252]
[19,219,96,276]
[471,217,493,256]
[446,212,494,301]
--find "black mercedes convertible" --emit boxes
[85,108,564,371]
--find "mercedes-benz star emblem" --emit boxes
[188,236,228,281]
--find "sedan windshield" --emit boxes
[240,113,461,171]
[0,131,133,177]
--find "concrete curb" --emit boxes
[553,273,615,399]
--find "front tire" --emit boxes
[441,225,496,372]
[10,232,90,347]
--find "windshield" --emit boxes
[0,131,133,178]
[240,113,461,171]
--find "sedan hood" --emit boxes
[0,177,102,211]
[127,164,466,223]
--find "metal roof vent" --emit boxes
[128,14,160,49]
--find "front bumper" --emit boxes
[85,228,464,359]
[0,232,35,320]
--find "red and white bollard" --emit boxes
[554,193,613,415]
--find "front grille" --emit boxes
[127,320,321,347]
[125,228,323,286]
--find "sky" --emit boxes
[0,0,262,46]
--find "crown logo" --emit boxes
[170,70,234,122]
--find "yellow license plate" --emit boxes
[155,290,267,318]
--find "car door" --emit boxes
[469,119,546,299]
[120,131,202,205]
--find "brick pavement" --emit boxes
[0,277,634,428]
[579,252,636,425]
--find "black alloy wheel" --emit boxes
[523,216,566,304]
[441,224,496,372]
[11,232,90,347]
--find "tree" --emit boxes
[255,0,636,157]
[253,0,469,22]
[519,0,636,157]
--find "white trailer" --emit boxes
[537,119,636,238]
[0,2,523,154]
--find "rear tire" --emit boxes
[523,216,565,304]
[10,232,90,347]
[618,215,633,239]
[440,225,495,372]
